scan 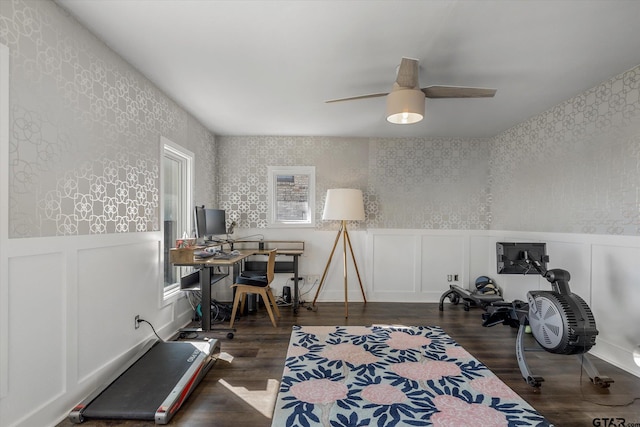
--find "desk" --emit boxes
[232,240,304,314]
[170,241,303,331]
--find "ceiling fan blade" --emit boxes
[396,57,419,88]
[421,85,497,98]
[325,92,389,103]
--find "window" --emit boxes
[162,137,193,299]
[267,166,315,227]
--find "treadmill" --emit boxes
[69,338,219,424]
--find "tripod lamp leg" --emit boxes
[312,225,343,306]
[342,220,348,318]
[344,227,367,303]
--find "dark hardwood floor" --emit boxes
[58,302,640,427]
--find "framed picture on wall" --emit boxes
[267,166,316,227]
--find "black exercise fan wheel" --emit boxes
[527,290,598,355]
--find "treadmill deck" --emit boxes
[69,339,219,424]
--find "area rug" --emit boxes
[272,325,552,427]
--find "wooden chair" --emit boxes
[230,249,281,327]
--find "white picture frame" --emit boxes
[267,166,316,228]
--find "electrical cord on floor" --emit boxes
[137,318,164,342]
[579,364,640,407]
[186,290,201,312]
[577,336,640,408]
[210,300,234,323]
[276,276,319,307]
[276,298,292,307]
[298,277,319,303]
[275,277,296,307]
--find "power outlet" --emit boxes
[134,315,140,329]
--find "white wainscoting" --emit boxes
[1,42,10,401]
[366,230,469,302]
[7,251,65,421]
[1,225,639,426]
[0,233,193,427]
[365,229,640,378]
[591,243,640,378]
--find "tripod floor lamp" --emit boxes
[312,188,367,318]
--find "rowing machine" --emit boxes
[483,255,613,389]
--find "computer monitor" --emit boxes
[194,206,227,242]
[496,242,548,274]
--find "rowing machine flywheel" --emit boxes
[527,290,598,355]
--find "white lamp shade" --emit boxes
[322,189,365,221]
[386,89,425,124]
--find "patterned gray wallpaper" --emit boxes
[1,0,216,238]
[2,0,639,238]
[368,137,490,230]
[216,136,369,230]
[490,65,640,235]
[216,135,491,230]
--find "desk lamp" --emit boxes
[312,188,367,318]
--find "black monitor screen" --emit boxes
[205,209,226,235]
[194,206,206,238]
[194,206,226,240]
[496,242,547,274]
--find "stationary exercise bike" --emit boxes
[482,252,614,389]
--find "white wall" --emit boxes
[0,233,194,427]
[366,229,468,302]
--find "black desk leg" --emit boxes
[200,267,212,331]
[293,255,299,313]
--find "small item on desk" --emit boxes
[213,250,235,259]
[195,247,217,258]
[176,232,196,249]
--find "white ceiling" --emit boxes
[55,0,640,139]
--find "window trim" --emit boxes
[161,137,194,302]
[0,42,9,399]
[267,166,316,228]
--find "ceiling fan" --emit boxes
[326,57,496,124]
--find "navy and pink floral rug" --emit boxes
[272,325,551,426]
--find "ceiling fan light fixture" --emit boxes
[386,89,425,124]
